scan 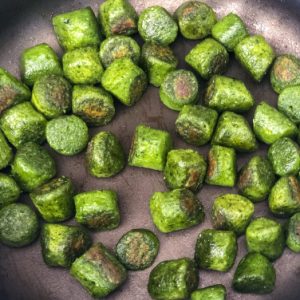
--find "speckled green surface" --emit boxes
[101,58,147,106]
[150,188,204,233]
[52,7,101,51]
[185,38,229,80]
[233,252,276,294]
[238,155,275,202]
[246,217,285,261]
[159,69,198,111]
[0,130,13,170]
[141,42,178,87]
[0,67,31,114]
[74,190,120,231]
[191,284,226,300]
[194,229,237,272]
[30,176,74,222]
[41,223,91,268]
[98,0,138,37]
[72,85,115,126]
[212,13,248,51]
[20,43,63,86]
[138,6,178,46]
[11,142,56,192]
[211,193,254,236]
[0,102,47,148]
[164,149,207,192]
[235,35,275,82]
[99,35,140,68]
[148,258,198,300]
[32,74,72,119]
[268,137,300,176]
[270,55,300,94]
[205,145,236,187]
[174,1,216,40]
[71,243,127,298]
[63,47,104,85]
[204,75,254,112]
[286,212,300,252]
[115,228,159,271]
[212,111,257,152]
[268,176,300,217]
[128,124,172,171]
[278,85,300,124]
[0,203,39,247]
[46,115,89,156]
[175,104,218,146]
[0,173,20,209]
[85,131,125,178]
[253,101,297,144]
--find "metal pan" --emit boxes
[0,1,300,299]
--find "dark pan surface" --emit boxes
[0,1,300,299]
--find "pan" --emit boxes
[0,1,300,299]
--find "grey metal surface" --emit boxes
[0,1,300,299]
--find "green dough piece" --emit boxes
[115,228,159,270]
[268,137,300,176]
[20,43,63,86]
[234,35,275,82]
[86,131,125,178]
[0,67,31,114]
[253,101,297,144]
[101,58,147,106]
[270,54,300,94]
[212,13,248,51]
[70,243,127,298]
[74,190,120,231]
[185,38,229,80]
[141,42,178,87]
[246,217,285,261]
[238,155,275,202]
[99,35,140,68]
[41,223,91,268]
[0,203,39,247]
[0,173,21,209]
[205,145,236,187]
[138,6,178,46]
[159,70,199,111]
[233,252,276,294]
[211,193,254,236]
[204,75,254,112]
[98,0,138,37]
[30,176,74,223]
[212,111,257,152]
[194,229,237,272]
[278,85,300,124]
[286,212,300,252]
[164,149,207,192]
[191,285,227,300]
[268,176,300,217]
[72,85,115,126]
[11,142,56,192]
[52,7,101,51]
[32,74,72,119]
[175,104,218,146]
[148,258,198,300]
[174,1,217,40]
[0,130,13,170]
[128,124,172,171]
[46,115,89,156]
[150,188,205,233]
[63,47,104,85]
[0,102,47,148]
